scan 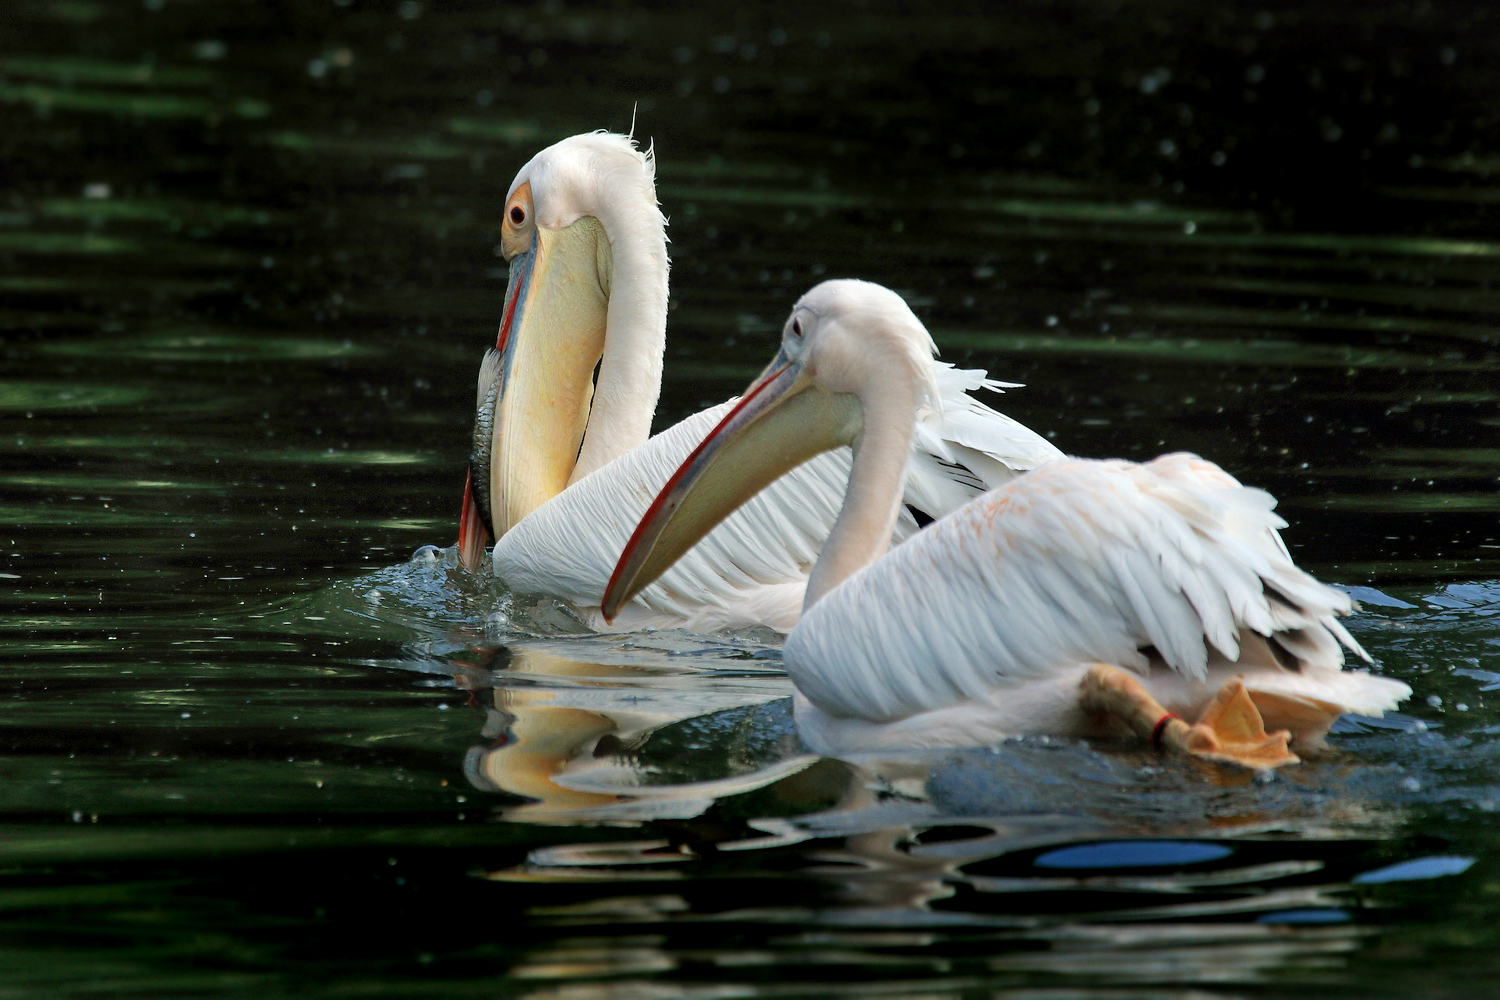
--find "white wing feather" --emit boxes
[493,360,1063,631]
[786,455,1381,725]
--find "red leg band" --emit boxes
[1151,712,1182,748]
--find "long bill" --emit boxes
[457,217,611,571]
[601,350,860,621]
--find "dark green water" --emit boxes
[2,2,1498,996]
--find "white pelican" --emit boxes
[457,133,1063,631]
[602,280,1411,766]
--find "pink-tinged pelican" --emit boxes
[457,133,1064,631]
[602,280,1411,765]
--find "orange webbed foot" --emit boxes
[1079,666,1300,771]
[1167,679,1299,769]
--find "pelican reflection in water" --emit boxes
[450,642,1439,992]
[459,640,817,825]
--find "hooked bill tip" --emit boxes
[457,470,492,572]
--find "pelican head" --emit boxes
[602,279,939,619]
[459,132,670,570]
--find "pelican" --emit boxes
[602,280,1411,766]
[457,133,1063,631]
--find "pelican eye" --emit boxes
[791,318,803,338]
[509,205,526,226]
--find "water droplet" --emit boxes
[1139,66,1171,95]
